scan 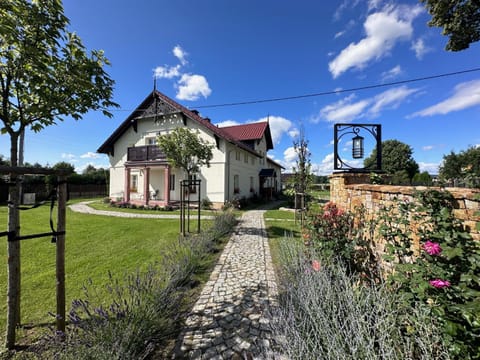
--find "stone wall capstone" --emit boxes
[329,172,480,241]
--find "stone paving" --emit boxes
[174,210,278,359]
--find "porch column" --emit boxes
[143,167,150,206]
[124,168,131,202]
[164,165,170,205]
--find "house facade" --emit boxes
[97,90,283,208]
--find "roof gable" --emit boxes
[97,90,262,157]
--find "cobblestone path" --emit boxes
[174,210,278,359]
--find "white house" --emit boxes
[97,90,284,208]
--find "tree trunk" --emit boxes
[6,133,20,349]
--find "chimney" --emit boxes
[204,117,211,123]
[191,109,200,116]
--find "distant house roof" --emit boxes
[97,90,262,157]
[221,122,273,150]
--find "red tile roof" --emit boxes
[221,122,268,140]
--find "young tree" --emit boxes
[421,0,480,51]
[364,139,419,184]
[0,0,117,348]
[292,129,313,195]
[157,127,214,180]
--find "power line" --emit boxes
[192,67,480,109]
[107,67,480,112]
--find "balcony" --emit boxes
[127,145,167,162]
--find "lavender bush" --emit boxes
[268,236,449,360]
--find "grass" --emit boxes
[0,199,214,345]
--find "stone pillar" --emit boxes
[164,165,170,205]
[143,167,150,206]
[124,168,131,202]
[329,172,370,210]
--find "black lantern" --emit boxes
[352,135,364,159]
[333,123,381,172]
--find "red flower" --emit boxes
[312,260,321,272]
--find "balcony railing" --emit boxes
[127,145,167,162]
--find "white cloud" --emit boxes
[154,64,181,79]
[334,0,361,21]
[411,38,431,60]
[283,146,297,163]
[173,45,188,65]
[316,86,418,123]
[80,152,100,159]
[410,79,480,117]
[216,120,240,128]
[418,162,440,174]
[319,94,370,122]
[288,128,300,138]
[253,116,294,145]
[176,74,212,101]
[334,30,346,39]
[154,45,212,101]
[329,4,423,78]
[422,145,434,151]
[314,153,335,175]
[369,86,419,117]
[381,65,402,81]
[368,0,383,11]
[61,153,76,160]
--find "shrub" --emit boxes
[268,237,448,359]
[381,190,480,358]
[37,209,237,359]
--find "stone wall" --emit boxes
[329,172,480,241]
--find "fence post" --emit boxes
[56,176,67,335]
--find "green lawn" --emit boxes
[264,209,302,274]
[0,201,212,344]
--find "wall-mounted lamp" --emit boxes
[352,134,364,159]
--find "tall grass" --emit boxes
[268,236,449,360]
[25,210,237,359]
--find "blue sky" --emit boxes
[1,0,479,175]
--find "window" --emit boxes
[169,174,175,191]
[146,137,157,145]
[244,153,248,163]
[250,176,254,192]
[130,174,138,192]
[188,174,197,193]
[235,151,240,161]
[233,174,240,194]
[251,157,255,165]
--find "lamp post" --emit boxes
[333,123,381,172]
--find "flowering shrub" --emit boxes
[304,201,379,279]
[378,190,480,359]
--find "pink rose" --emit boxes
[423,241,442,256]
[312,260,321,272]
[429,279,451,288]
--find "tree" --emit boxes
[1,0,117,348]
[439,146,480,183]
[157,127,214,180]
[421,0,480,51]
[292,129,313,195]
[364,140,419,184]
